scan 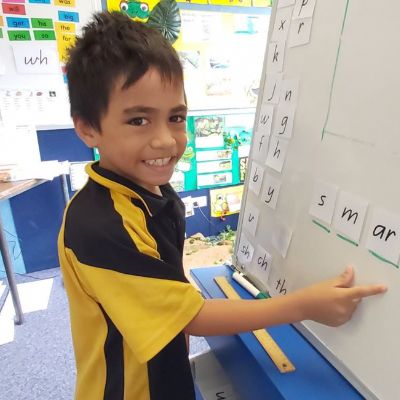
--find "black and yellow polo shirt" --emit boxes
[58,162,204,400]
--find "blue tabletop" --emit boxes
[191,266,364,400]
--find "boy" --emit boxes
[58,11,386,400]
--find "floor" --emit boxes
[0,239,232,400]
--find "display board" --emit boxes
[167,110,253,192]
[175,8,270,111]
[234,1,400,399]
[0,0,102,129]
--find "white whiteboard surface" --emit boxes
[234,1,400,399]
[0,1,102,130]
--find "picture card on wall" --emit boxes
[248,245,273,286]
[263,73,282,104]
[309,180,339,225]
[251,129,270,162]
[261,173,282,210]
[256,103,274,136]
[197,160,232,174]
[55,0,76,6]
[0,124,40,166]
[195,135,224,149]
[176,160,192,172]
[196,149,232,162]
[272,104,296,139]
[333,191,369,244]
[243,202,260,237]
[2,3,26,15]
[292,0,317,19]
[289,17,314,47]
[271,218,293,258]
[248,161,265,196]
[197,172,232,187]
[271,6,294,42]
[280,78,299,105]
[365,208,400,265]
[181,196,195,218]
[266,41,286,74]
[238,144,250,158]
[267,267,292,296]
[12,43,60,74]
[265,136,289,173]
[236,233,255,266]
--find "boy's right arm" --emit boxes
[184,266,387,336]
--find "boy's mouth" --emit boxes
[144,157,173,167]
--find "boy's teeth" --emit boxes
[146,157,171,166]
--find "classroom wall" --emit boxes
[8,129,238,273]
[183,188,239,238]
[9,129,92,273]
[0,1,265,273]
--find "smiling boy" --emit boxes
[58,11,386,400]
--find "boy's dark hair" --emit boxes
[67,11,184,131]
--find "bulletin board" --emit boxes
[0,0,102,130]
[234,1,400,399]
[174,8,270,111]
[170,110,253,192]
[107,3,272,111]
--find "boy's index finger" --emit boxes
[349,284,388,299]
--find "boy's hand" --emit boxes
[294,266,387,327]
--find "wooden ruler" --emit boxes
[214,276,295,373]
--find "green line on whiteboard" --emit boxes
[321,0,351,140]
[8,30,31,41]
[0,28,3,39]
[341,0,351,34]
[322,36,342,140]
[369,250,399,269]
[336,234,358,247]
[312,219,330,233]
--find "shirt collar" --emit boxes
[86,162,172,217]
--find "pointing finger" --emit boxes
[349,284,387,299]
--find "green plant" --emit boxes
[202,226,236,247]
[218,225,236,242]
[146,0,181,44]
[222,131,242,150]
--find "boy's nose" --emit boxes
[150,129,176,149]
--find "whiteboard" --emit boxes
[234,1,400,399]
[0,0,102,130]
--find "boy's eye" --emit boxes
[128,117,149,126]
[170,115,187,123]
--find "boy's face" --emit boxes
[79,68,187,194]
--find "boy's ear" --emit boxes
[73,116,100,148]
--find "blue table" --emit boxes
[0,177,69,324]
[0,179,46,324]
[191,266,364,400]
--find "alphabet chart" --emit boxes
[234,1,400,399]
